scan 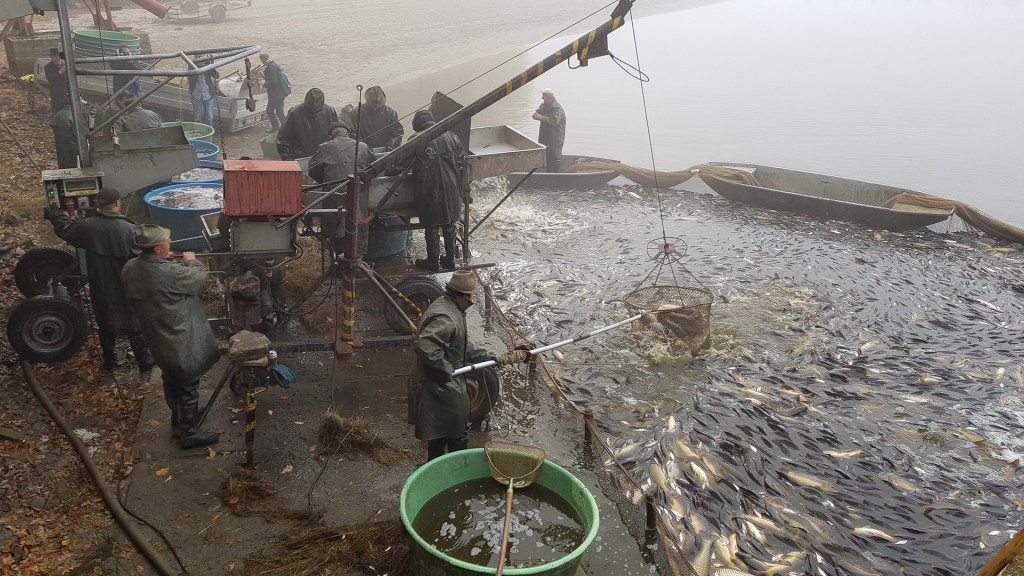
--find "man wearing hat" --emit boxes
[307,119,375,248]
[112,93,161,134]
[407,271,494,460]
[409,109,466,271]
[44,187,154,372]
[121,224,220,449]
[44,47,68,115]
[276,87,339,160]
[355,85,403,151]
[532,88,566,172]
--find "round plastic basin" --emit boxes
[400,448,599,576]
[187,139,220,162]
[165,121,215,142]
[144,183,222,251]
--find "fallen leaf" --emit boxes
[281,463,293,474]
[229,408,242,414]
[267,409,273,416]
[227,495,239,505]
[294,421,304,425]
[155,467,169,477]
[207,446,216,459]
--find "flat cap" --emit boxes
[134,224,171,248]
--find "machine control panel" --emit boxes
[41,167,104,215]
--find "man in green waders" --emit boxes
[407,272,530,461]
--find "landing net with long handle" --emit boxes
[484,441,546,576]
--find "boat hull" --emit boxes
[701,163,953,231]
[510,155,620,190]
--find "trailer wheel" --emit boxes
[14,247,82,297]
[383,276,444,335]
[6,296,89,363]
[210,4,227,23]
[467,366,500,429]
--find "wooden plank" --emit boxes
[978,527,1024,576]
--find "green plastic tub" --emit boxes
[400,448,599,576]
[163,121,215,142]
[260,130,281,159]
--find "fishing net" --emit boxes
[622,237,713,354]
[484,441,545,488]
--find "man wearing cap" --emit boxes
[276,88,339,161]
[112,93,161,134]
[407,271,496,460]
[44,187,154,372]
[307,120,376,248]
[409,110,466,271]
[355,86,403,151]
[44,48,68,115]
[121,224,220,449]
[532,88,566,172]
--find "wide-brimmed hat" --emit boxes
[96,187,121,206]
[328,120,351,136]
[134,224,170,248]
[446,270,478,294]
[541,88,555,96]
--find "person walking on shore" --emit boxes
[260,53,287,133]
[188,57,220,126]
[532,88,566,172]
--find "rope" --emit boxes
[882,192,1024,244]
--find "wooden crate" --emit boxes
[222,159,303,217]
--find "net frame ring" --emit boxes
[646,236,687,264]
[484,441,546,489]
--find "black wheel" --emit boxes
[384,276,444,335]
[14,247,82,297]
[467,366,500,428]
[210,4,227,23]
[6,296,89,363]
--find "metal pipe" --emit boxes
[128,0,170,19]
[364,2,632,180]
[56,0,89,167]
[75,46,261,76]
[88,74,176,137]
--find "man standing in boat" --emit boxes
[532,88,566,173]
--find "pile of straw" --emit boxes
[318,410,406,465]
[243,519,410,576]
[222,468,321,521]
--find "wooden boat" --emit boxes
[699,163,954,231]
[509,155,621,190]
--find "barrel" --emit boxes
[399,449,599,576]
[188,139,221,162]
[164,121,215,142]
[144,183,223,251]
[366,215,409,260]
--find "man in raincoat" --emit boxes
[121,225,220,449]
[276,88,339,161]
[409,110,466,271]
[50,97,79,169]
[532,88,566,172]
[308,120,375,249]
[44,187,153,372]
[112,94,161,134]
[408,271,532,461]
[355,85,403,151]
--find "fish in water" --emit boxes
[852,526,906,544]
[780,469,834,492]
[823,449,863,459]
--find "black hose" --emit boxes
[20,360,181,576]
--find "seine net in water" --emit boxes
[623,285,712,354]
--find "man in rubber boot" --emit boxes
[276,88,339,161]
[308,120,375,252]
[121,225,220,449]
[409,110,466,271]
[408,271,495,461]
[44,187,154,372]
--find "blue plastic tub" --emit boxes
[144,183,223,251]
[188,139,221,162]
[366,215,409,259]
[172,160,224,185]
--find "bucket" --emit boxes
[366,215,408,260]
[144,183,223,251]
[188,139,220,162]
[400,448,599,576]
[260,131,281,160]
[164,121,215,142]
[172,160,224,184]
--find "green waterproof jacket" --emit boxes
[356,104,404,151]
[276,100,340,160]
[51,210,138,333]
[50,106,79,169]
[411,125,466,227]
[408,292,488,441]
[113,108,162,133]
[308,132,375,186]
[121,254,219,384]
[536,100,566,155]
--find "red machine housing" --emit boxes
[222,159,303,217]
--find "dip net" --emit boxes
[622,237,712,354]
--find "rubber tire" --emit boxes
[210,4,227,23]
[6,296,89,363]
[14,247,82,297]
[466,365,500,429]
[384,276,444,336]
